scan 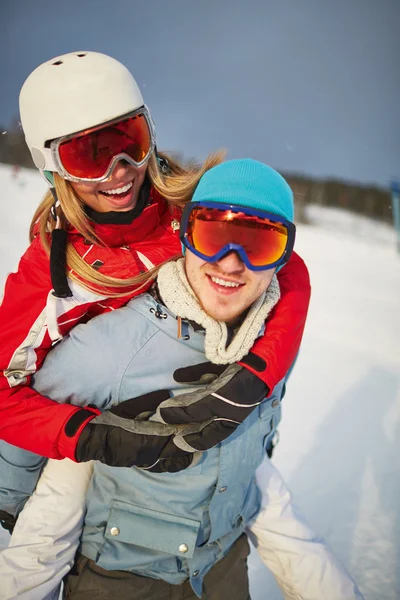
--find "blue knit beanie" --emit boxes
[191,159,294,222]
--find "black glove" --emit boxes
[157,362,269,452]
[0,510,17,534]
[67,393,191,469]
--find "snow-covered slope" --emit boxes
[0,164,399,600]
[251,209,400,600]
[0,164,48,290]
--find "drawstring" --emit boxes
[176,316,190,340]
[49,188,73,298]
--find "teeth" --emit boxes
[102,182,133,195]
[211,276,241,288]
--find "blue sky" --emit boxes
[1,0,399,186]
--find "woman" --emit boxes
[0,51,310,527]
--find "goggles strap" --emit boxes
[40,148,57,173]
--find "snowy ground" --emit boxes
[0,164,399,600]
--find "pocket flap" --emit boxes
[105,499,201,559]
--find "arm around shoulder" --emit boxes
[0,237,91,458]
[239,251,311,391]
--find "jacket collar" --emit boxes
[150,283,205,333]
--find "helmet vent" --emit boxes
[52,61,63,66]
[76,53,86,57]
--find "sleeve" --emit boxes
[0,307,121,519]
[32,308,132,409]
[239,251,311,392]
[0,238,97,460]
[246,457,364,600]
[0,458,93,600]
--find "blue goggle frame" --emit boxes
[180,201,296,271]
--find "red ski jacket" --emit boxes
[0,189,311,459]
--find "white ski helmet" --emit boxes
[19,51,149,170]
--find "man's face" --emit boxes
[185,250,275,326]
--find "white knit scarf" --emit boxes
[157,259,280,364]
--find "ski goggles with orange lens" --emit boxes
[43,107,155,183]
[180,201,295,270]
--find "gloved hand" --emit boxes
[117,363,269,455]
[64,394,192,469]
[157,362,269,452]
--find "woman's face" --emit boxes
[70,160,148,213]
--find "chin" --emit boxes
[205,308,234,323]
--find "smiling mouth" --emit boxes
[100,181,133,197]
[206,274,245,294]
[209,275,242,288]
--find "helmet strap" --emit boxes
[49,187,73,298]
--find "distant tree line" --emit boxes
[286,173,392,225]
[0,119,34,168]
[0,119,393,224]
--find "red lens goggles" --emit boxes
[180,202,295,270]
[48,108,155,182]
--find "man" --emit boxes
[0,159,362,599]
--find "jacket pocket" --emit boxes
[104,499,201,559]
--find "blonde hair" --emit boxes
[29,150,226,297]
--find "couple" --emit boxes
[1,159,362,599]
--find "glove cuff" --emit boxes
[57,407,100,462]
[239,352,271,395]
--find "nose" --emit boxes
[105,159,134,181]
[215,250,245,273]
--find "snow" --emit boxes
[1,164,400,599]
[0,164,48,290]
